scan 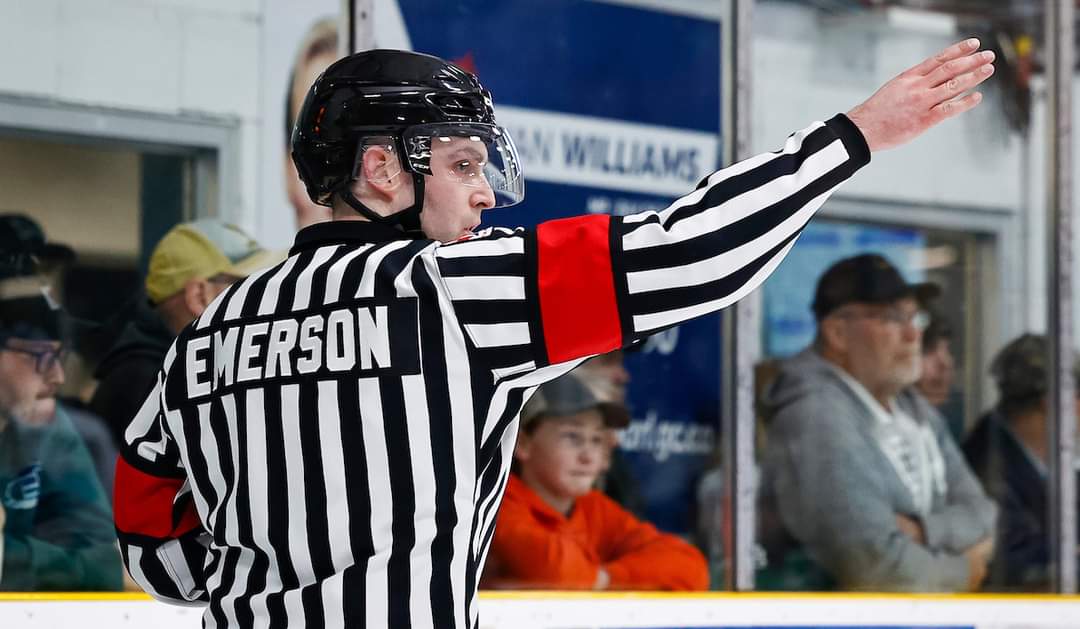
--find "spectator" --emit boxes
[759,253,996,592]
[963,334,1079,590]
[0,271,122,590]
[915,307,964,441]
[0,214,118,500]
[574,349,645,518]
[483,372,708,591]
[90,219,280,446]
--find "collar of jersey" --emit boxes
[290,219,423,255]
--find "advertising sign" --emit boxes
[393,0,724,536]
[260,0,724,535]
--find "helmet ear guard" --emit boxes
[290,50,524,233]
[333,136,425,234]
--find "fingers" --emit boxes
[930,61,995,102]
[908,38,983,77]
[924,49,995,89]
[931,91,984,123]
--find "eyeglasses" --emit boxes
[1,344,68,375]
[836,308,930,331]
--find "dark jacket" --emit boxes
[0,410,123,591]
[90,298,173,446]
[963,410,1067,591]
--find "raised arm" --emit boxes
[433,39,995,374]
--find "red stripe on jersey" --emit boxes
[114,457,201,538]
[536,215,622,363]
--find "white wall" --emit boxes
[751,1,1054,348]
[0,0,261,234]
[753,2,1024,211]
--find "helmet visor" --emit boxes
[403,123,524,209]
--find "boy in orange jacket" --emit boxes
[483,372,709,590]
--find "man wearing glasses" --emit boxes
[0,273,122,590]
[759,253,996,592]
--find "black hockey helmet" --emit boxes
[291,49,524,233]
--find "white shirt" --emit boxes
[828,363,948,516]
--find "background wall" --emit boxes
[0,0,260,235]
[0,137,140,259]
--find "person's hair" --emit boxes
[921,307,952,353]
[284,18,339,148]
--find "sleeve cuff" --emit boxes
[827,113,872,169]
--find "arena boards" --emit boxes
[1,592,1078,628]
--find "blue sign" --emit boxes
[398,0,723,535]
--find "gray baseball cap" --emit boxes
[520,371,631,431]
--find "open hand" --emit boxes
[846,38,995,152]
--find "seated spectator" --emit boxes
[574,349,645,518]
[759,253,997,592]
[963,334,1079,591]
[483,372,708,591]
[90,219,280,446]
[0,214,118,500]
[914,307,963,441]
[0,271,122,590]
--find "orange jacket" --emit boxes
[483,475,709,591]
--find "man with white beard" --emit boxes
[759,253,996,592]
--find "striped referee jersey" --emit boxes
[114,115,869,628]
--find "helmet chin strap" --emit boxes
[337,173,427,235]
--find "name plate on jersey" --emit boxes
[182,298,421,399]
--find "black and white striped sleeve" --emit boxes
[434,114,870,371]
[113,343,210,606]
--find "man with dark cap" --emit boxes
[0,270,122,590]
[758,253,996,591]
[963,334,1080,590]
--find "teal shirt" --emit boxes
[0,408,122,591]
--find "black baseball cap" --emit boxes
[812,253,940,321]
[0,276,65,343]
[520,372,630,431]
[0,214,75,280]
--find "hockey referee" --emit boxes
[115,41,994,628]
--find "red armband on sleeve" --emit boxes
[114,457,201,538]
[536,215,622,363]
